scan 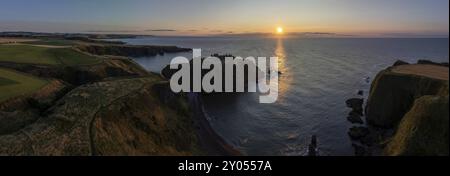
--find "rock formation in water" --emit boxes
[307,135,318,156]
[161,54,264,93]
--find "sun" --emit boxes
[276,27,284,34]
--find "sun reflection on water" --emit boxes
[273,38,292,102]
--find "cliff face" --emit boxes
[385,95,449,156]
[0,77,202,155]
[0,52,211,155]
[366,65,448,128]
[75,44,191,58]
[161,54,263,93]
[365,63,449,156]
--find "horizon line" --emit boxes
[1,30,449,39]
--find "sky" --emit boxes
[0,0,448,37]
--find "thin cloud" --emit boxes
[289,32,356,37]
[209,30,223,33]
[145,29,177,32]
[85,30,138,33]
[380,32,449,38]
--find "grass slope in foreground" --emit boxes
[0,68,49,102]
[0,44,101,66]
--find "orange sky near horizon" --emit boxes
[0,0,448,37]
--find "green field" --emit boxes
[22,39,76,46]
[0,68,49,102]
[0,77,19,86]
[0,44,101,65]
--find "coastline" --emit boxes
[349,61,449,156]
[1,34,449,156]
[0,36,238,155]
[159,69,241,156]
[188,92,242,155]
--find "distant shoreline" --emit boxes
[2,31,448,40]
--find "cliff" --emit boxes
[75,44,191,58]
[0,42,239,156]
[365,62,449,156]
[0,46,236,155]
[161,54,263,93]
[366,64,448,127]
[0,77,203,155]
[0,52,202,155]
[385,95,448,156]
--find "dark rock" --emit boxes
[352,143,368,156]
[345,98,364,109]
[393,60,409,66]
[359,133,376,147]
[357,90,364,96]
[347,111,364,124]
[161,54,263,93]
[345,98,364,115]
[346,98,364,108]
[307,135,318,156]
[348,127,369,140]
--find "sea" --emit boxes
[113,37,449,156]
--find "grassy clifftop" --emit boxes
[0,45,101,66]
[0,40,210,156]
[0,77,202,155]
